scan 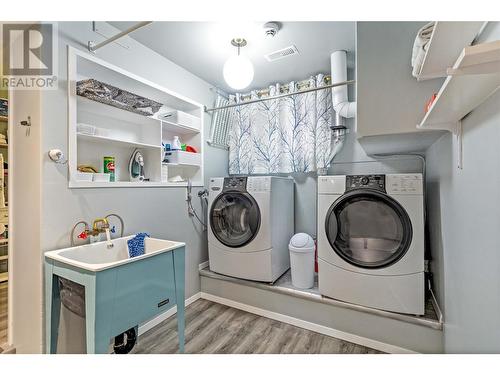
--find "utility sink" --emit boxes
[45,235,185,272]
[44,235,186,354]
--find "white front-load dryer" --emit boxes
[208,176,294,282]
[317,174,425,315]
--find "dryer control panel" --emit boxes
[223,177,247,192]
[346,174,385,192]
[386,174,423,194]
[247,177,271,192]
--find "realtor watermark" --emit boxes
[1,22,58,90]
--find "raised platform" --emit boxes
[200,267,443,353]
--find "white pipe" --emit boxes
[331,50,356,118]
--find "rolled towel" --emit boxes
[411,22,435,78]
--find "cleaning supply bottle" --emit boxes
[104,156,115,182]
[172,136,182,151]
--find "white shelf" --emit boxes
[418,40,500,131]
[77,132,162,150]
[416,21,485,81]
[161,120,200,135]
[77,95,160,128]
[68,46,204,188]
[69,181,198,188]
[75,49,202,113]
[162,162,200,168]
[0,272,7,283]
[0,255,7,261]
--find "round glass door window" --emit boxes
[325,190,413,268]
[210,192,261,248]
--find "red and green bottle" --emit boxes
[104,156,115,182]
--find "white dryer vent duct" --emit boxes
[331,50,356,118]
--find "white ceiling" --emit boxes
[109,21,355,93]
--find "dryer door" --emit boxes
[325,190,413,269]
[210,191,261,248]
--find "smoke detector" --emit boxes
[264,45,299,62]
[263,22,280,37]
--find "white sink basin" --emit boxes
[44,235,185,272]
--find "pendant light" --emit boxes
[223,38,254,90]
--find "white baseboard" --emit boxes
[198,261,209,271]
[200,292,417,354]
[138,292,201,336]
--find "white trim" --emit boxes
[138,292,201,336]
[200,292,418,354]
[198,261,209,271]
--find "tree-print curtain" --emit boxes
[228,74,333,175]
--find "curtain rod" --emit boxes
[88,21,152,52]
[204,80,355,112]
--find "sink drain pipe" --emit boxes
[114,327,137,354]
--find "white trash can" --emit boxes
[289,233,315,289]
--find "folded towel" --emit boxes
[411,22,435,78]
[127,232,150,258]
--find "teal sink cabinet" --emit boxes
[44,236,186,354]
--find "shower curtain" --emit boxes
[228,74,333,175]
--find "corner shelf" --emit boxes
[418,40,500,131]
[416,21,485,81]
[67,46,204,188]
[418,39,500,169]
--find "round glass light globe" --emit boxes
[223,55,254,90]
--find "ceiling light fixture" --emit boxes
[223,38,254,91]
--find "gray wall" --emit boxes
[425,22,500,353]
[356,22,444,138]
[41,22,227,301]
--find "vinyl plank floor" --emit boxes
[132,299,383,354]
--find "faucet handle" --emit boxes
[78,231,88,239]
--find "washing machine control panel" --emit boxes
[223,177,247,192]
[346,174,386,192]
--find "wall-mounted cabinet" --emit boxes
[67,46,204,188]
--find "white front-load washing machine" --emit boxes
[208,176,294,282]
[317,174,425,315]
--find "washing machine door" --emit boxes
[210,191,261,248]
[325,189,413,269]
